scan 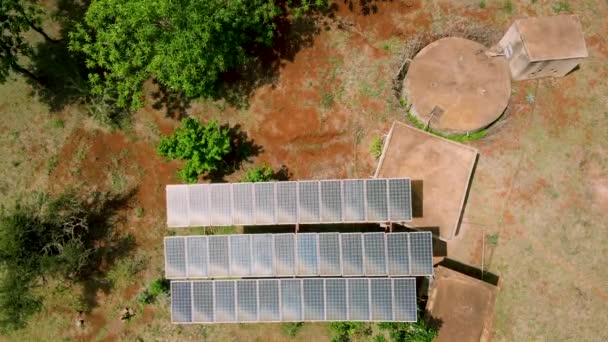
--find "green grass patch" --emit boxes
[370,136,384,159]
[552,1,571,13]
[503,0,514,14]
[487,233,500,246]
[281,322,304,337]
[479,0,486,8]
[404,107,488,142]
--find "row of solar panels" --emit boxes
[171,278,417,323]
[166,178,412,227]
[165,232,433,279]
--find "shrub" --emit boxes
[241,165,275,183]
[157,118,231,183]
[552,1,572,13]
[329,322,371,342]
[148,278,170,297]
[281,322,304,337]
[377,319,439,342]
[370,136,384,159]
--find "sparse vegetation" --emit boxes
[479,0,486,9]
[157,118,231,183]
[503,0,514,14]
[487,233,500,246]
[138,278,170,305]
[241,164,275,182]
[377,319,439,342]
[329,322,372,341]
[281,322,305,337]
[552,1,572,13]
[370,136,384,159]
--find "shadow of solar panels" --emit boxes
[166,178,412,228]
[172,278,418,323]
[164,232,433,278]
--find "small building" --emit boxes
[498,15,588,81]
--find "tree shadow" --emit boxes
[273,165,293,181]
[75,188,139,311]
[150,79,191,120]
[213,6,334,109]
[22,0,93,112]
[205,124,264,182]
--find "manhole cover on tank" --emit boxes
[403,37,511,135]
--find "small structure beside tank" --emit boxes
[498,15,588,81]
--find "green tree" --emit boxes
[157,118,231,183]
[0,0,58,83]
[0,192,95,331]
[69,0,280,109]
[241,164,275,183]
[69,0,331,109]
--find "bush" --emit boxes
[377,319,439,342]
[281,322,304,337]
[157,118,231,183]
[241,164,275,183]
[148,278,170,297]
[0,192,97,331]
[138,278,170,305]
[370,136,384,159]
[329,322,372,342]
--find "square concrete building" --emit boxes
[498,15,588,81]
[426,266,499,342]
[375,121,478,240]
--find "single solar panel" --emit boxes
[254,182,276,224]
[192,281,213,322]
[318,233,341,275]
[302,279,324,320]
[188,184,210,226]
[208,236,229,277]
[252,234,273,276]
[281,279,302,321]
[325,279,347,320]
[341,234,364,276]
[348,279,370,321]
[409,232,434,275]
[320,180,342,222]
[296,233,319,276]
[366,179,388,221]
[230,235,252,276]
[166,185,189,227]
[237,280,258,322]
[298,181,320,223]
[233,183,254,225]
[171,278,417,323]
[165,237,186,278]
[166,178,411,227]
[171,281,192,323]
[393,278,417,322]
[258,280,280,321]
[386,233,410,276]
[343,179,365,222]
[370,279,392,321]
[388,178,412,221]
[276,182,298,224]
[165,232,433,279]
[215,281,236,322]
[210,184,232,226]
[363,232,387,276]
[187,236,208,278]
[274,234,296,276]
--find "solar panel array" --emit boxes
[171,278,417,323]
[166,178,412,227]
[165,232,433,279]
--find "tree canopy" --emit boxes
[69,0,281,109]
[157,118,232,183]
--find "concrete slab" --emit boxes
[515,15,588,61]
[403,37,511,134]
[427,266,498,342]
[375,121,477,240]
